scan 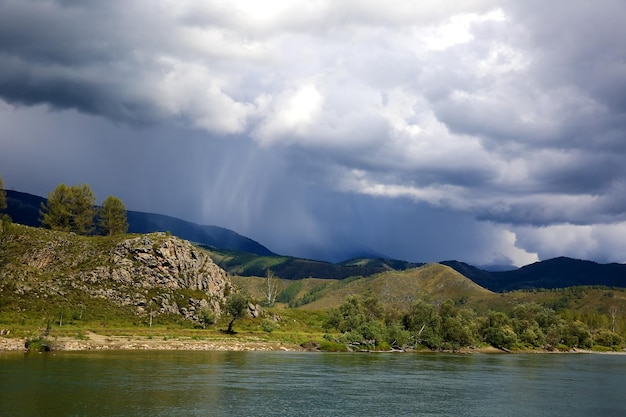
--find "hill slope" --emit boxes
[4,190,273,256]
[0,223,232,324]
[7,190,626,292]
[296,263,495,311]
[441,258,626,292]
[207,249,423,280]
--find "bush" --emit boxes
[198,309,216,329]
[319,340,349,352]
[25,336,52,352]
[484,325,518,350]
[262,318,276,333]
[594,329,623,348]
[373,341,392,351]
[1,214,12,229]
[386,322,412,349]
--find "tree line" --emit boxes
[38,183,128,236]
[325,295,624,352]
[0,174,128,236]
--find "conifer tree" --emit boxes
[0,174,6,211]
[98,195,128,235]
[40,183,97,235]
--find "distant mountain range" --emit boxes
[3,189,626,291]
[207,250,424,280]
[3,190,274,256]
[441,258,626,291]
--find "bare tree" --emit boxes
[264,270,281,307]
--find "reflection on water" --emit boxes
[1,351,625,417]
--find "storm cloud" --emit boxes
[1,0,625,266]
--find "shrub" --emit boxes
[319,340,349,352]
[262,318,276,333]
[198,309,216,329]
[594,329,623,348]
[25,336,52,352]
[374,341,392,351]
[484,325,518,350]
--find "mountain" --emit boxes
[205,250,423,280]
[298,263,495,311]
[441,257,626,292]
[3,190,274,256]
[6,190,626,291]
[477,263,518,272]
[124,210,274,255]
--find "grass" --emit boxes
[0,303,336,349]
[2,223,626,348]
[232,264,495,312]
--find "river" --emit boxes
[1,351,625,416]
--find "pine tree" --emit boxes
[0,174,6,211]
[40,183,97,235]
[98,195,128,235]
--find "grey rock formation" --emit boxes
[1,225,234,324]
[82,233,234,321]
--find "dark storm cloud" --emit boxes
[0,63,160,124]
[0,0,169,124]
[2,0,626,265]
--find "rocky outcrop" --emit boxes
[81,233,234,321]
[110,234,229,292]
[1,225,234,324]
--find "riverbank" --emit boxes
[1,332,305,352]
[3,333,624,354]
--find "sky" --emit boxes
[1,0,626,267]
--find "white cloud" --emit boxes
[253,84,323,144]
[422,9,506,51]
[515,223,626,264]
[496,229,539,267]
[3,0,626,265]
[155,58,256,134]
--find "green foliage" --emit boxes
[403,300,443,349]
[1,213,11,231]
[40,184,97,235]
[328,296,384,333]
[593,329,623,348]
[567,320,593,349]
[0,174,6,211]
[328,296,404,349]
[198,309,216,329]
[98,195,128,235]
[289,284,328,307]
[485,326,518,350]
[325,295,617,352]
[262,318,276,333]
[319,339,350,352]
[25,336,52,352]
[277,281,303,303]
[224,292,250,333]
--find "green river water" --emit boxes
[1,350,625,416]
